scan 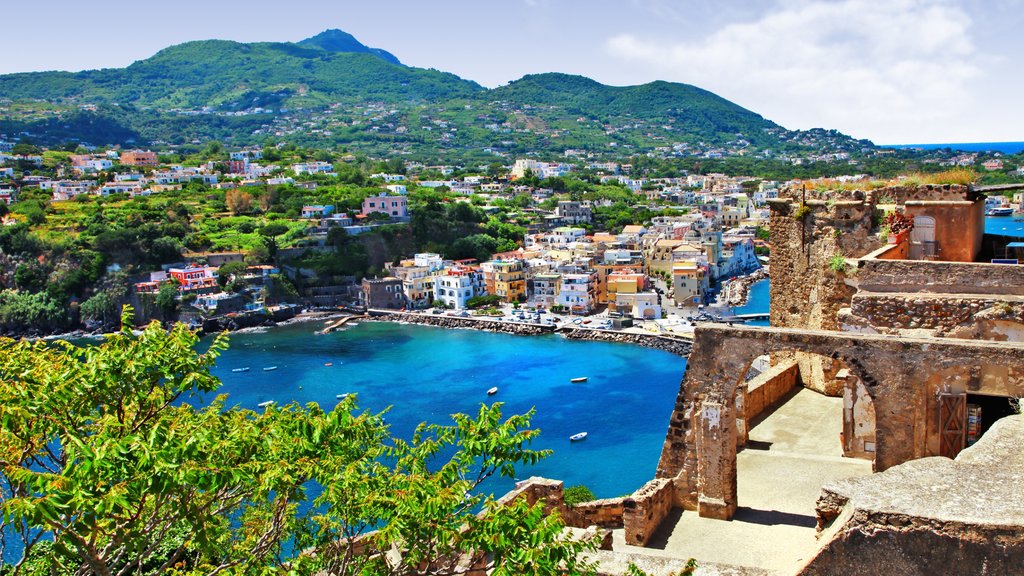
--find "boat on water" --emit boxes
[487,386,499,395]
[336,393,350,400]
[569,432,588,442]
[263,366,278,371]
[257,400,275,408]
[324,362,333,367]
[570,377,588,383]
[231,367,251,373]
[987,207,1014,217]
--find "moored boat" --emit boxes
[569,432,588,441]
[231,367,251,373]
[487,386,499,395]
[987,207,1013,216]
[263,366,278,371]
[570,377,588,383]
[257,400,275,408]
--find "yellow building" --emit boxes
[672,260,708,307]
[646,239,685,276]
[491,260,526,302]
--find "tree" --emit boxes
[0,310,597,574]
[225,189,253,215]
[217,260,249,292]
[155,281,179,317]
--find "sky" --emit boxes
[1,0,1020,145]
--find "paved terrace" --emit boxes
[611,388,872,574]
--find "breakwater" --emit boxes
[369,310,551,335]
[368,309,691,356]
[559,328,691,356]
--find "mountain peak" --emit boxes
[298,29,401,65]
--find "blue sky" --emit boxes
[2,0,1020,144]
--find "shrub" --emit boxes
[792,204,812,221]
[563,484,596,507]
[828,253,848,273]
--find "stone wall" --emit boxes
[622,478,675,546]
[855,258,1024,296]
[657,324,1024,520]
[767,197,876,395]
[736,359,800,444]
[560,328,692,356]
[369,310,551,335]
[496,476,674,550]
[847,293,1024,333]
[801,414,1024,576]
[572,497,627,528]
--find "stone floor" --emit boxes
[610,388,873,574]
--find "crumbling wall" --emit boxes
[737,359,800,444]
[657,325,1024,520]
[855,259,1024,295]
[622,478,675,546]
[767,196,876,395]
[801,414,1024,576]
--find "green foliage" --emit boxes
[466,294,503,309]
[792,204,812,221]
[154,281,179,316]
[828,253,849,273]
[627,558,697,576]
[563,484,596,507]
[0,311,597,573]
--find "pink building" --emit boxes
[362,193,408,219]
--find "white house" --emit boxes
[434,269,484,309]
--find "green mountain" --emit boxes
[0,30,873,159]
[298,29,401,65]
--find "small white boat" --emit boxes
[231,367,251,373]
[570,432,588,442]
[257,400,275,408]
[263,366,278,372]
[336,393,350,400]
[487,387,499,395]
[570,377,588,383]
[988,207,1014,217]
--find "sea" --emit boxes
[204,321,686,500]
[199,279,773,500]
[2,279,773,564]
[986,215,1024,238]
[884,142,1024,155]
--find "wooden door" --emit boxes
[938,392,967,459]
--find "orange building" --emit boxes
[120,150,159,166]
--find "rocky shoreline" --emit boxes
[369,310,550,335]
[559,328,692,356]
[719,267,769,308]
[369,310,692,356]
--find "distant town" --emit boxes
[2,138,1023,337]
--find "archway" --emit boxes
[656,324,1024,521]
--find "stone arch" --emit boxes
[656,324,1024,521]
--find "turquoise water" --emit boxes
[730,278,770,326]
[985,216,1024,238]
[204,321,687,499]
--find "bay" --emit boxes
[204,321,687,499]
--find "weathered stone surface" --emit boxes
[800,414,1024,576]
[622,478,675,546]
[657,324,1024,518]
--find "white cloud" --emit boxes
[606,0,989,143]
